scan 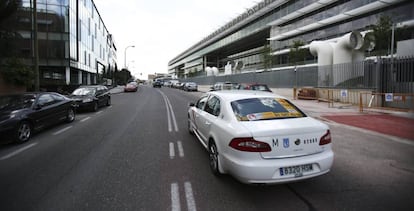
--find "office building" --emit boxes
[168,0,414,78]
[0,0,117,92]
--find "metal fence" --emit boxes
[379,57,414,94]
[185,66,318,88]
[182,57,414,94]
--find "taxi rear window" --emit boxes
[231,98,305,121]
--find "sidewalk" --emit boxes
[109,85,125,94]
[198,85,414,141]
[289,97,414,141]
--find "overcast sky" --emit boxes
[96,0,258,79]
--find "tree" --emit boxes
[114,68,132,85]
[261,44,273,71]
[0,0,20,23]
[0,0,21,57]
[289,40,306,65]
[0,57,33,87]
[372,15,393,54]
[372,15,413,56]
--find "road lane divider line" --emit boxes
[177,141,184,158]
[52,126,72,135]
[166,97,179,132]
[157,90,179,133]
[95,111,103,115]
[170,182,196,211]
[166,97,172,132]
[169,142,175,159]
[0,142,37,161]
[161,91,172,132]
[80,117,91,122]
[171,183,181,211]
[184,182,197,211]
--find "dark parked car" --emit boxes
[0,92,77,143]
[236,83,272,92]
[153,80,162,88]
[69,85,111,111]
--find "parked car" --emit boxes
[236,83,272,92]
[176,82,185,90]
[183,82,198,91]
[210,82,238,91]
[0,92,77,143]
[171,80,181,88]
[124,82,138,92]
[187,90,333,184]
[153,80,162,88]
[163,81,172,87]
[69,85,111,111]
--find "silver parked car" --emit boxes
[183,82,198,91]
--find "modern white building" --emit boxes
[168,0,414,79]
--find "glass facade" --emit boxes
[0,0,117,91]
[169,0,414,78]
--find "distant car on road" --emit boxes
[0,92,77,143]
[69,85,111,112]
[153,80,162,88]
[183,82,198,91]
[124,82,138,92]
[236,83,272,92]
[187,90,333,184]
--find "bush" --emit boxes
[0,57,33,86]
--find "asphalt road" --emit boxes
[0,85,413,211]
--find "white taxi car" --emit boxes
[187,90,334,184]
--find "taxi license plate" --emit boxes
[280,164,313,177]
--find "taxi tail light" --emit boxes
[319,130,331,145]
[229,138,271,152]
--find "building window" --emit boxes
[88,18,91,36]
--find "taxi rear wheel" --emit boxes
[187,115,194,135]
[209,141,221,176]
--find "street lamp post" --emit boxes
[124,45,135,69]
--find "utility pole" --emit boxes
[33,0,39,91]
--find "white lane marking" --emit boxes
[171,183,181,211]
[166,96,173,132]
[52,126,72,135]
[184,182,197,211]
[159,91,172,132]
[157,90,179,133]
[80,116,91,122]
[0,142,37,161]
[177,141,184,158]
[166,97,179,132]
[169,142,175,159]
[96,111,103,115]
